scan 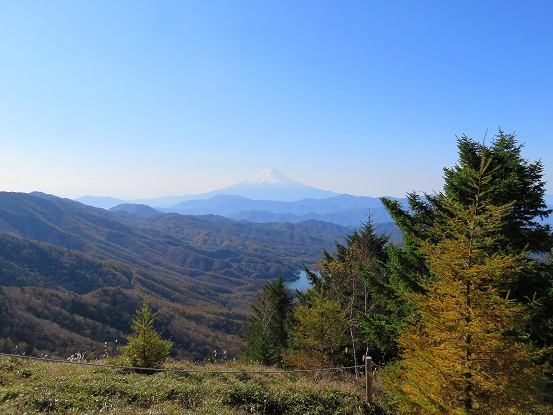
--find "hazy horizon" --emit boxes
[2,2,552,199]
[72,168,406,201]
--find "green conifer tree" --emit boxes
[381,157,545,414]
[375,130,553,362]
[241,276,294,366]
[284,291,349,369]
[121,298,172,370]
[312,218,389,365]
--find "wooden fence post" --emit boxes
[365,356,373,405]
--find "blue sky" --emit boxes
[1,1,552,199]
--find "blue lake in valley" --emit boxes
[285,271,313,292]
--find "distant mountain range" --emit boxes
[77,169,553,231]
[77,169,405,229]
[77,169,340,209]
[152,194,400,228]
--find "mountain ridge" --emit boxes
[149,193,401,228]
[75,169,553,217]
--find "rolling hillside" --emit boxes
[0,191,357,359]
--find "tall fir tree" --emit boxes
[376,130,553,362]
[241,276,294,366]
[443,130,552,254]
[381,157,545,414]
[310,218,389,367]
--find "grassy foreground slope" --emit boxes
[0,356,380,415]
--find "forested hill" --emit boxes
[0,191,356,358]
[0,192,351,284]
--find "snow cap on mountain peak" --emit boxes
[213,168,339,201]
[246,169,296,185]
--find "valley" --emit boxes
[0,190,367,360]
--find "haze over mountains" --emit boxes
[77,169,340,208]
[77,169,403,228]
[77,169,553,230]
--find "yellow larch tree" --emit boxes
[381,156,545,414]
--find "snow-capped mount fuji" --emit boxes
[246,169,297,185]
[76,169,339,209]
[212,168,339,201]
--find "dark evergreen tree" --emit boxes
[375,130,553,363]
[382,156,545,414]
[241,276,294,366]
[443,130,552,254]
[307,218,390,366]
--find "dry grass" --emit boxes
[0,356,385,414]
